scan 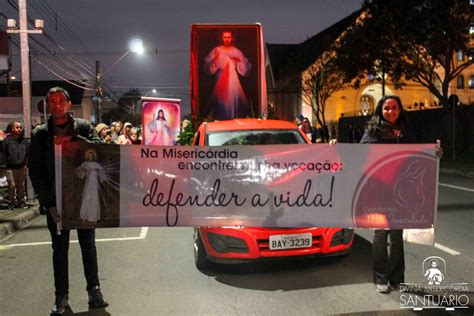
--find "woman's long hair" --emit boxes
[365,95,409,138]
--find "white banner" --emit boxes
[57,142,439,229]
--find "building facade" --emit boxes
[267,8,473,128]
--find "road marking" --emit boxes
[434,242,461,256]
[0,227,149,249]
[439,182,474,193]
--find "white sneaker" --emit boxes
[376,284,390,293]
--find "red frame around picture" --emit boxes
[141,97,181,146]
[190,23,267,121]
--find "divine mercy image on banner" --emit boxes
[141,97,181,146]
[58,142,121,228]
[57,142,439,230]
[191,24,266,120]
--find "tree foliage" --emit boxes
[301,51,346,141]
[177,114,196,145]
[335,0,473,103]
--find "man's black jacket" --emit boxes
[28,115,101,209]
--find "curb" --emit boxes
[0,205,40,240]
[439,168,474,179]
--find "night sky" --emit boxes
[2,0,362,114]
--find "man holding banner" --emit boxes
[29,87,109,314]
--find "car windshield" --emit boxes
[206,129,306,146]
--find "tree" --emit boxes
[177,115,195,145]
[300,51,346,142]
[335,0,473,104]
[117,88,142,125]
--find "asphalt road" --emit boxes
[0,174,473,315]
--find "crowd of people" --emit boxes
[93,121,142,145]
[295,113,333,143]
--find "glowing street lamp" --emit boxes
[95,37,145,122]
[103,37,144,74]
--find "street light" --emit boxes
[129,37,144,55]
[95,37,144,122]
[103,37,144,74]
[143,89,157,97]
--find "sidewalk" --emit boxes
[0,162,472,241]
[0,201,40,240]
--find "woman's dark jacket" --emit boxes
[3,134,29,169]
[360,120,416,144]
[28,115,100,210]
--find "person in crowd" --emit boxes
[300,117,319,143]
[318,124,330,143]
[95,123,109,143]
[3,121,29,209]
[130,127,141,145]
[204,29,252,120]
[296,113,304,128]
[110,121,123,143]
[116,122,133,145]
[102,129,113,144]
[29,87,109,314]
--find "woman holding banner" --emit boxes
[360,95,414,294]
[361,95,443,294]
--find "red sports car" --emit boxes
[192,118,353,269]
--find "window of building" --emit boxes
[469,76,474,89]
[457,75,464,89]
[457,51,463,61]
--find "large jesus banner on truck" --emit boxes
[56,142,439,229]
[190,24,267,120]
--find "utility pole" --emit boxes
[6,0,43,139]
[7,1,43,204]
[95,60,103,123]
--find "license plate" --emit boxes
[269,233,312,250]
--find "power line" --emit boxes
[7,0,94,78]
[27,0,90,53]
[10,49,190,57]
[31,56,94,91]
[8,35,92,91]
[34,0,90,51]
